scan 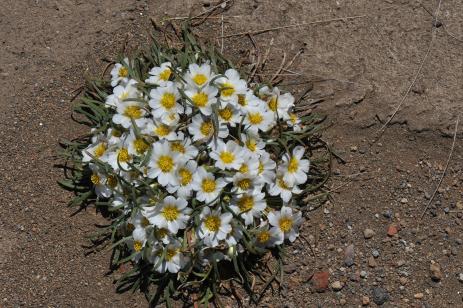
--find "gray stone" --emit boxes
[372,287,389,305]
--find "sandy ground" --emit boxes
[1,0,462,307]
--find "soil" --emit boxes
[1,0,462,307]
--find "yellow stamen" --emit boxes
[156,228,168,238]
[248,112,263,125]
[118,67,128,78]
[257,230,270,243]
[155,124,170,137]
[133,241,143,252]
[199,121,213,136]
[268,96,278,112]
[157,155,174,172]
[288,157,299,173]
[160,93,176,110]
[218,106,233,121]
[90,174,100,185]
[258,162,264,174]
[141,217,150,227]
[106,175,117,188]
[192,92,209,107]
[221,82,235,97]
[237,94,246,106]
[245,139,257,152]
[237,178,251,190]
[237,195,254,212]
[165,248,177,261]
[201,178,216,193]
[289,113,298,124]
[94,143,106,158]
[170,141,185,153]
[279,217,293,232]
[178,168,192,186]
[239,164,249,174]
[159,69,171,81]
[219,151,235,164]
[134,138,149,154]
[277,177,289,190]
[118,148,131,163]
[192,73,207,85]
[124,105,142,119]
[204,216,221,232]
[162,205,179,221]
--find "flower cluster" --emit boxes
[82,60,310,274]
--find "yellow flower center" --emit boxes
[237,195,254,212]
[179,168,192,186]
[258,162,264,174]
[124,105,142,119]
[245,139,257,152]
[118,148,131,162]
[192,73,207,85]
[257,230,270,243]
[165,248,177,261]
[160,93,176,110]
[159,69,171,81]
[237,94,246,106]
[248,112,263,125]
[118,66,128,77]
[277,177,289,190]
[279,217,293,232]
[201,178,216,193]
[90,174,100,185]
[239,164,249,174]
[162,205,180,221]
[107,175,117,188]
[219,151,235,164]
[155,124,170,137]
[192,92,209,107]
[221,82,235,97]
[204,216,221,232]
[133,241,143,252]
[120,91,129,101]
[141,217,150,227]
[156,228,168,238]
[218,106,233,121]
[127,223,135,232]
[268,97,278,112]
[200,121,213,136]
[237,178,251,190]
[94,143,106,158]
[157,155,174,172]
[134,138,149,154]
[170,141,185,153]
[289,113,298,124]
[288,157,299,173]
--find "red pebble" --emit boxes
[312,271,330,292]
[387,225,398,236]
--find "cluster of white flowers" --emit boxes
[82,60,310,274]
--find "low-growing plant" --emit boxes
[59,24,330,306]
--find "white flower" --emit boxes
[243,105,274,134]
[145,62,173,86]
[235,90,261,113]
[268,206,302,244]
[166,160,197,198]
[256,152,277,185]
[188,114,229,142]
[126,129,151,156]
[268,174,302,202]
[110,60,130,87]
[217,103,240,127]
[209,140,244,170]
[241,133,266,156]
[82,142,108,163]
[197,207,233,247]
[260,86,294,119]
[184,63,214,88]
[215,69,247,105]
[129,210,152,230]
[105,79,139,108]
[103,146,133,171]
[141,119,177,140]
[285,112,302,131]
[230,190,266,225]
[130,226,147,256]
[279,146,310,185]
[231,172,259,193]
[89,164,116,198]
[149,82,183,124]
[253,223,280,248]
[146,140,180,186]
[168,132,198,161]
[142,196,192,234]
[151,239,188,273]
[191,167,227,203]
[184,86,218,115]
[112,101,147,129]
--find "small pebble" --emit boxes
[400,198,408,204]
[368,256,377,268]
[457,273,463,283]
[362,296,370,306]
[430,262,443,281]
[331,281,343,291]
[387,225,398,237]
[363,228,375,239]
[344,244,355,267]
[372,287,389,305]
[372,250,380,258]
[350,145,358,152]
[383,209,393,219]
[414,293,424,299]
[360,270,368,278]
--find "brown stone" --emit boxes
[312,271,329,292]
